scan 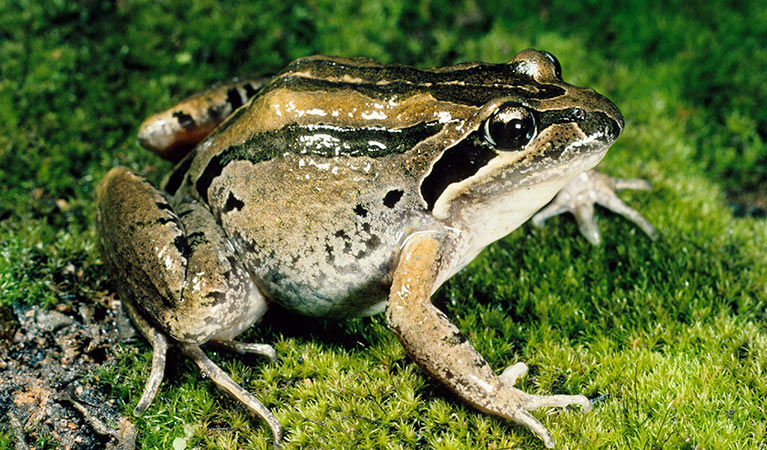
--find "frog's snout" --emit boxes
[577,90,624,144]
[603,97,624,140]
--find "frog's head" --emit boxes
[425,49,624,228]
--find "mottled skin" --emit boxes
[97,49,655,448]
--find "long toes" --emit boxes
[211,340,278,361]
[573,203,601,245]
[181,344,283,445]
[612,177,652,191]
[523,393,593,412]
[596,194,657,240]
[532,204,571,227]
[133,330,168,416]
[499,362,528,386]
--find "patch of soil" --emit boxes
[0,294,137,450]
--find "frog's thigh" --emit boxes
[97,167,269,344]
[97,168,280,439]
[138,77,269,161]
[385,233,591,449]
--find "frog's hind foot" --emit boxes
[181,344,283,447]
[208,339,277,362]
[500,362,592,411]
[532,169,657,245]
[498,362,591,448]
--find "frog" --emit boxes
[96,49,656,448]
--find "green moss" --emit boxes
[2,0,766,448]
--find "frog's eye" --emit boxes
[541,51,562,80]
[483,102,536,150]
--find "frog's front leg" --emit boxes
[386,233,590,449]
[532,169,657,245]
[96,167,281,445]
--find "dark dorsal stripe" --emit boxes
[419,131,497,210]
[283,58,535,87]
[268,75,565,107]
[195,120,445,203]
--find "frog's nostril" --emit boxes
[572,107,586,121]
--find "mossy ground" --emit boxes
[1,0,766,449]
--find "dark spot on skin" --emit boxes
[383,189,403,208]
[354,204,368,217]
[202,290,228,307]
[172,235,191,260]
[442,331,467,346]
[207,105,222,121]
[223,191,245,213]
[473,356,488,368]
[324,242,334,264]
[226,87,243,110]
[243,83,259,99]
[155,202,174,213]
[420,133,497,210]
[334,230,353,253]
[172,111,196,130]
[195,152,224,203]
[187,231,207,248]
[155,217,176,226]
[364,234,380,251]
[164,153,195,196]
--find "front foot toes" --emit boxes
[532,169,657,245]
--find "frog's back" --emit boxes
[161,56,531,317]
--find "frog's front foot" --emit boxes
[532,169,657,245]
[387,233,591,449]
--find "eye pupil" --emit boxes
[483,102,536,151]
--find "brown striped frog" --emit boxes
[97,49,656,448]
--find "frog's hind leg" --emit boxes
[138,76,270,162]
[97,167,280,444]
